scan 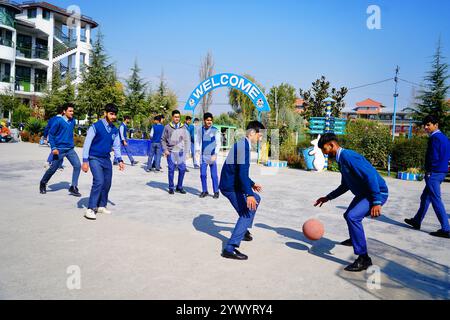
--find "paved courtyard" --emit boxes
[0,142,449,300]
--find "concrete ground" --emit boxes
[0,142,449,300]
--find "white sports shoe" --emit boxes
[84,209,97,220]
[97,207,112,214]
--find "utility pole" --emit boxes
[275,87,278,126]
[388,66,400,177]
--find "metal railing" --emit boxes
[16,46,49,60]
[0,37,14,47]
[0,74,13,83]
[13,77,47,93]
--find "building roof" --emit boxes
[0,0,23,13]
[20,1,98,27]
[356,98,384,108]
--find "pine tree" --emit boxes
[147,71,177,118]
[124,60,147,123]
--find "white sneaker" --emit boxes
[84,209,97,220]
[97,207,112,214]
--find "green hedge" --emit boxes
[391,136,428,172]
[25,117,47,136]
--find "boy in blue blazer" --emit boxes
[405,115,450,239]
[314,133,389,272]
[219,121,265,260]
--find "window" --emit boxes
[43,10,51,20]
[27,8,37,19]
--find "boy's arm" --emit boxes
[326,178,349,200]
[430,137,442,171]
[214,129,222,156]
[237,142,255,196]
[119,125,125,142]
[48,119,60,150]
[348,157,383,205]
[82,126,96,163]
[112,134,123,162]
[161,127,168,152]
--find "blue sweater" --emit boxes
[327,149,389,206]
[425,130,450,173]
[82,119,122,162]
[48,116,75,150]
[44,115,59,138]
[151,124,164,143]
[219,138,255,196]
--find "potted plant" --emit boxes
[397,168,424,181]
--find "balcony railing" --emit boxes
[0,37,14,48]
[0,74,13,83]
[13,77,47,93]
[16,46,49,60]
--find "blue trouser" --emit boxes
[88,157,113,210]
[41,148,80,187]
[413,173,449,232]
[147,142,162,170]
[47,144,64,167]
[167,151,186,190]
[200,156,219,193]
[344,194,389,256]
[114,142,134,164]
[191,142,199,167]
[222,191,261,252]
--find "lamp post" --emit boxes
[322,97,336,171]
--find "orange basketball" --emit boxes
[303,219,325,241]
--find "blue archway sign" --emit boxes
[184,73,271,113]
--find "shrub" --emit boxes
[391,136,428,172]
[26,117,47,136]
[74,135,85,148]
[20,130,30,142]
[328,159,340,172]
[341,119,393,169]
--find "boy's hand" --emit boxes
[314,197,329,207]
[118,162,125,171]
[82,163,89,173]
[52,149,59,156]
[247,196,258,211]
[164,150,170,157]
[252,184,263,193]
[123,141,128,147]
[370,205,382,218]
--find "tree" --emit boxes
[414,39,450,134]
[199,51,214,115]
[147,71,178,118]
[0,89,21,122]
[228,74,263,127]
[77,31,125,123]
[124,60,148,124]
[299,76,348,119]
[41,69,76,119]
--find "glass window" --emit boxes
[43,10,51,20]
[27,8,37,19]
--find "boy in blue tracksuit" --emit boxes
[114,116,138,166]
[146,115,164,172]
[220,121,265,260]
[195,112,221,199]
[82,104,125,220]
[43,106,64,168]
[405,115,450,239]
[39,103,81,197]
[315,133,389,272]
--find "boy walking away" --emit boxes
[195,112,221,199]
[220,121,265,260]
[314,133,389,272]
[82,104,125,220]
[146,115,164,172]
[405,115,450,239]
[186,116,200,169]
[114,115,139,166]
[39,103,81,197]
[161,110,190,195]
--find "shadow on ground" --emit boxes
[47,181,70,192]
[192,214,235,249]
[147,181,201,196]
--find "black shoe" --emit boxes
[404,218,421,230]
[340,239,353,247]
[69,186,81,197]
[221,249,248,260]
[243,231,253,242]
[213,192,220,199]
[39,182,47,194]
[168,189,175,195]
[430,230,450,239]
[185,168,190,172]
[176,188,187,194]
[344,256,373,272]
[199,192,209,198]
[132,161,139,166]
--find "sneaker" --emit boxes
[40,182,47,194]
[176,188,187,194]
[213,192,220,199]
[429,230,450,239]
[168,189,175,195]
[84,209,97,220]
[97,207,112,214]
[404,218,421,230]
[199,192,209,198]
[132,161,139,166]
[69,186,81,197]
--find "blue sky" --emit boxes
[51,0,449,114]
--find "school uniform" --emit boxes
[114,122,135,165]
[188,124,200,168]
[161,122,191,192]
[195,125,221,194]
[412,130,450,232]
[326,148,389,256]
[44,115,64,166]
[40,115,80,188]
[220,138,261,253]
[147,123,164,171]
[83,119,122,210]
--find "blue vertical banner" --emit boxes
[184,73,271,113]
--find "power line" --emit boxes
[398,78,428,88]
[348,78,394,91]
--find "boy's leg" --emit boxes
[176,152,187,190]
[88,158,104,210]
[167,153,175,191]
[426,173,450,232]
[146,144,155,170]
[200,158,208,193]
[155,143,162,170]
[344,197,371,256]
[98,159,113,208]
[124,145,135,164]
[413,177,432,226]
[210,161,219,194]
[65,149,81,188]
[40,156,64,185]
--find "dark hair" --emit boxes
[105,103,118,114]
[160,114,165,119]
[56,105,65,114]
[186,116,192,121]
[123,115,131,121]
[194,118,200,122]
[422,115,439,126]
[172,110,180,116]
[318,133,339,149]
[154,115,161,121]
[62,103,75,112]
[246,121,265,133]
[203,112,214,121]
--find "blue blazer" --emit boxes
[219,138,255,196]
[425,131,450,173]
[327,149,389,206]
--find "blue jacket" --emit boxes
[425,130,450,173]
[151,124,164,143]
[48,116,75,150]
[43,115,59,138]
[327,149,389,206]
[219,138,255,196]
